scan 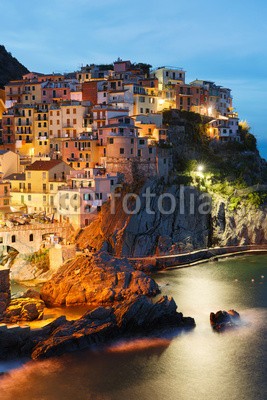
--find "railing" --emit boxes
[0,222,71,232]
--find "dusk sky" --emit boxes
[1,0,267,157]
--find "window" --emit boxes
[109,138,114,144]
[28,195,31,201]
[27,172,31,179]
[73,108,76,114]
[138,149,141,157]
[139,96,145,103]
[0,237,3,244]
[139,139,145,145]
[120,148,124,154]
[29,234,34,242]
[3,199,9,205]
[43,184,47,191]
[43,90,46,95]
[65,142,68,148]
[149,147,153,154]
[140,108,143,113]
[66,109,70,114]
[32,95,35,100]
[11,235,16,243]
[38,122,41,127]
[42,172,46,179]
[43,195,46,203]
[64,90,67,95]
[73,119,77,124]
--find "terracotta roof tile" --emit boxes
[26,160,63,171]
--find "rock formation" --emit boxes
[76,180,211,257]
[2,298,45,323]
[76,177,267,258]
[210,309,240,331]
[0,268,44,324]
[212,200,267,246]
[0,267,11,317]
[31,295,195,360]
[41,252,160,307]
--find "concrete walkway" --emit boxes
[131,244,267,270]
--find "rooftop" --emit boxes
[25,160,63,171]
[5,173,25,181]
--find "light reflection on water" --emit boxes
[0,255,266,400]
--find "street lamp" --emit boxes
[197,164,204,173]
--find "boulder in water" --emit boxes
[210,309,240,331]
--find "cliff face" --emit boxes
[77,179,267,257]
[77,180,212,257]
[212,199,267,246]
[0,45,29,88]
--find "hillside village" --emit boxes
[0,58,242,231]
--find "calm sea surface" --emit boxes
[0,255,266,400]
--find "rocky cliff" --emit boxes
[212,199,267,246]
[76,178,267,257]
[0,45,29,88]
[41,251,160,307]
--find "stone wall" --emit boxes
[49,244,76,271]
[0,267,11,316]
[106,157,158,183]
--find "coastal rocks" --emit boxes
[31,295,195,360]
[2,297,45,323]
[40,251,160,307]
[10,256,53,284]
[213,199,267,247]
[210,310,240,331]
[0,267,11,317]
[114,295,195,331]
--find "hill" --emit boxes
[0,45,29,88]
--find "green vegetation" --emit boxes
[23,249,50,273]
[164,110,267,211]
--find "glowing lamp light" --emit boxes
[159,99,165,105]
[208,106,213,116]
[197,165,204,173]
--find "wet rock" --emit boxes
[22,289,41,300]
[210,309,240,331]
[2,298,45,323]
[31,295,195,360]
[41,252,160,307]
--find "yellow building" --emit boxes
[14,105,35,156]
[7,160,73,215]
[33,105,50,156]
[0,89,6,118]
